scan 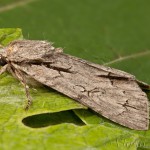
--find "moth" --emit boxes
[0,40,149,130]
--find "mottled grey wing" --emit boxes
[13,53,149,130]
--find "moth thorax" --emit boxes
[6,45,18,55]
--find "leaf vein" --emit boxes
[0,0,36,13]
[104,50,150,66]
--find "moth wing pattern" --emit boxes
[3,40,149,130]
[10,51,149,130]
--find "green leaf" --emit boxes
[0,0,150,149]
[0,122,139,150]
[0,28,23,46]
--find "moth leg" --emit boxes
[136,80,150,91]
[0,64,8,75]
[13,69,32,110]
[24,85,32,110]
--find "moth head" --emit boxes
[0,54,7,66]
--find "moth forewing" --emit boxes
[0,40,149,130]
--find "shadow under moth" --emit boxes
[0,40,149,130]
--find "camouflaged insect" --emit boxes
[0,40,149,130]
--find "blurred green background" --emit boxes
[0,0,150,149]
